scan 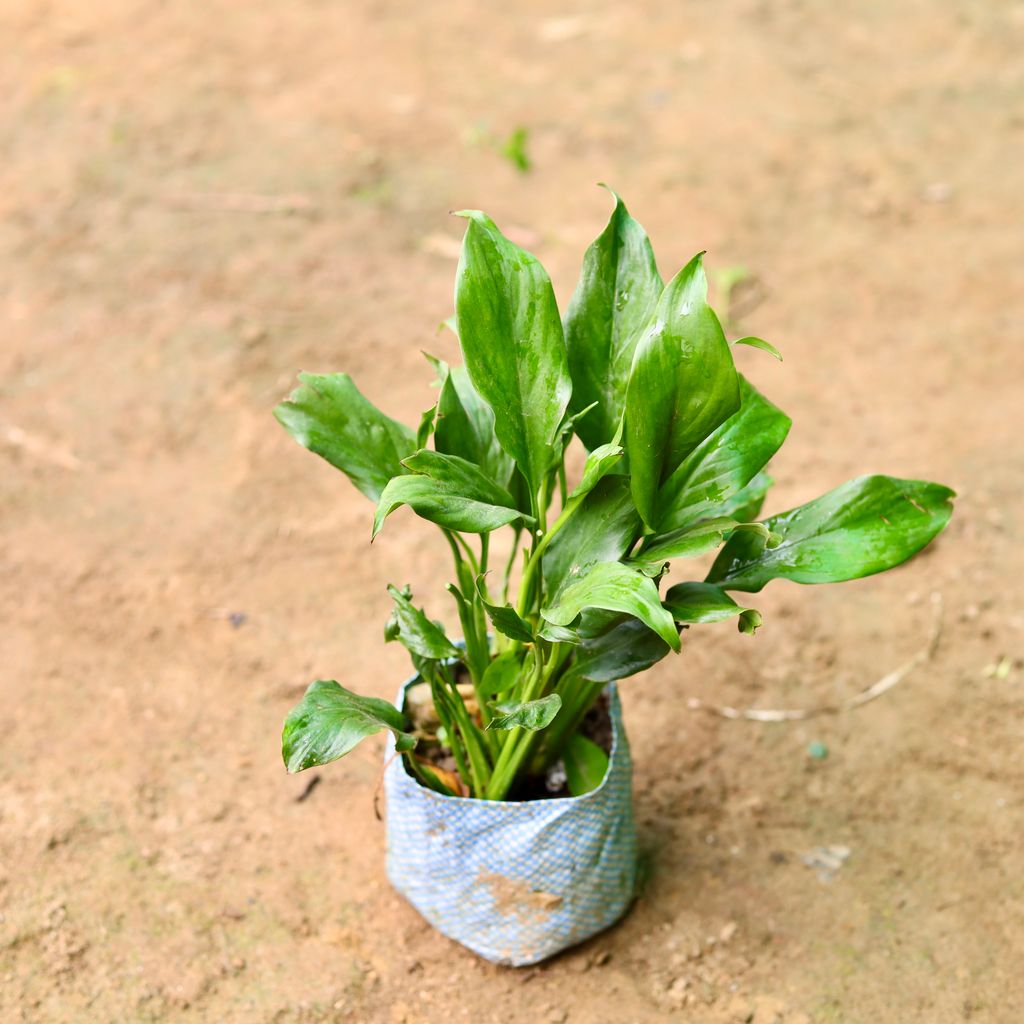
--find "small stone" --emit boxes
[592,949,611,966]
[808,740,829,760]
[720,921,739,943]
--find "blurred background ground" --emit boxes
[2,1,1023,1021]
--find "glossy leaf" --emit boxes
[732,336,782,361]
[480,650,523,699]
[541,561,680,652]
[657,376,790,533]
[707,475,955,592]
[563,732,609,796]
[625,253,741,528]
[486,693,562,732]
[374,450,526,538]
[373,476,525,537]
[663,581,762,634]
[569,615,672,683]
[475,578,535,643]
[564,189,663,451]
[384,585,460,660]
[282,680,415,773]
[720,470,773,523]
[454,211,571,496]
[431,358,515,488]
[636,517,772,567]
[274,373,414,501]
[542,476,641,599]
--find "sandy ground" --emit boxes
[2,1,1023,1021]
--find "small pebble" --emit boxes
[808,740,829,760]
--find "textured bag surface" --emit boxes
[383,678,638,966]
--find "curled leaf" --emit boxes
[486,693,562,731]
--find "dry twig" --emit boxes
[686,592,944,722]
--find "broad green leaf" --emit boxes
[707,475,955,592]
[656,376,790,533]
[373,476,526,537]
[563,732,609,796]
[431,358,515,488]
[282,680,415,773]
[542,561,680,652]
[625,253,741,528]
[569,615,672,682]
[486,693,562,732]
[403,449,517,504]
[385,585,460,660]
[475,577,535,643]
[732,336,782,361]
[720,470,773,523]
[542,476,641,599]
[454,211,572,496]
[635,518,772,567]
[564,189,663,451]
[480,650,523,699]
[663,581,762,634]
[374,450,527,538]
[537,621,582,643]
[274,373,414,501]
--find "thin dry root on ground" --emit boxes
[686,592,944,722]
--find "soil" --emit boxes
[2,2,1022,1022]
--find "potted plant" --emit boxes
[275,192,953,965]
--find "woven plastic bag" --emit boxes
[383,678,638,966]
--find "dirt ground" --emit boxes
[2,1,1023,1021]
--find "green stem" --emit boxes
[501,530,521,605]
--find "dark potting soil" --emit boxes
[405,673,613,801]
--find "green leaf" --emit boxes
[475,577,535,643]
[431,359,515,488]
[567,424,624,503]
[541,561,680,652]
[416,405,437,449]
[403,449,517,504]
[486,693,562,731]
[373,476,526,537]
[542,476,641,600]
[656,376,790,533]
[707,475,955,592]
[563,732,609,796]
[500,125,531,173]
[274,373,415,501]
[282,680,415,773]
[385,585,461,660]
[564,190,663,452]
[454,211,572,497]
[569,615,672,682]
[373,451,530,538]
[663,582,762,634]
[625,253,741,529]
[480,650,523,699]
[636,518,771,566]
[719,470,773,523]
[732,336,782,360]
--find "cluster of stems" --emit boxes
[407,471,598,801]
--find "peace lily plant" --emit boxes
[276,192,953,803]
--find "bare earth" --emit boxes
[2,2,1023,1021]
